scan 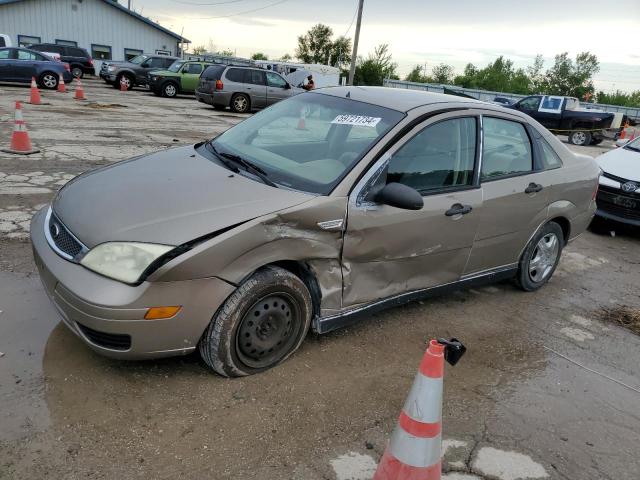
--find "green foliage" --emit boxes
[431,63,455,84]
[218,49,234,57]
[280,53,293,62]
[542,52,599,98]
[597,90,640,107]
[251,52,269,60]
[295,24,351,68]
[354,44,399,86]
[405,65,429,83]
[191,45,207,55]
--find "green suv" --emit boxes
[148,60,214,97]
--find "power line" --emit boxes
[342,0,359,38]
[185,0,289,19]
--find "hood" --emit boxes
[53,146,313,248]
[596,146,640,182]
[150,69,176,77]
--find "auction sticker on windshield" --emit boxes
[332,115,382,127]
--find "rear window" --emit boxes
[225,68,245,82]
[202,65,226,80]
[68,47,87,57]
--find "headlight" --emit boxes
[107,65,116,72]
[80,242,174,284]
[151,76,158,81]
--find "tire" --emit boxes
[39,71,59,90]
[115,73,134,91]
[568,130,592,146]
[161,81,179,98]
[71,66,83,78]
[199,266,313,377]
[230,93,250,113]
[516,222,564,292]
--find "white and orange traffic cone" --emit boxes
[2,101,40,155]
[28,77,42,105]
[74,78,86,100]
[120,76,128,92]
[57,74,66,93]
[373,339,463,480]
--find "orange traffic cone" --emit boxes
[296,110,306,130]
[120,76,128,92]
[29,77,42,105]
[2,101,40,155]
[373,339,462,480]
[57,74,66,93]
[74,78,86,100]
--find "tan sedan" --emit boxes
[31,87,600,376]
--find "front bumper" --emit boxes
[30,207,236,360]
[595,184,640,226]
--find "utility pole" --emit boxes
[348,0,364,86]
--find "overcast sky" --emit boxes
[129,0,640,92]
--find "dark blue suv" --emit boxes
[0,47,73,89]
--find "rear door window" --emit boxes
[387,117,477,193]
[266,72,287,88]
[481,117,533,180]
[68,47,87,57]
[0,49,9,59]
[538,138,563,169]
[17,50,38,60]
[184,63,203,75]
[246,69,266,85]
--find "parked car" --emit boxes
[99,54,178,90]
[29,43,94,78]
[196,65,303,113]
[593,136,640,226]
[31,88,599,376]
[509,95,626,146]
[0,47,73,89]
[147,60,214,97]
[0,34,12,48]
[492,96,514,106]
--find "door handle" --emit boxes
[524,182,543,194]
[445,203,473,216]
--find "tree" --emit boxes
[405,65,428,83]
[597,90,640,107]
[279,53,293,62]
[543,52,599,97]
[354,44,398,86]
[191,45,207,55]
[218,49,234,57]
[431,63,454,84]
[295,24,352,68]
[526,54,545,93]
[251,52,269,60]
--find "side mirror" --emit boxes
[375,182,423,210]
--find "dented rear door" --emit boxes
[342,113,483,307]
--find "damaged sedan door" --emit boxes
[342,113,483,307]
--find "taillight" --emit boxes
[88,57,94,66]
[215,79,223,91]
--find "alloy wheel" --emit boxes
[42,74,57,88]
[571,131,587,145]
[164,84,176,97]
[233,95,248,112]
[236,293,301,369]
[528,233,560,283]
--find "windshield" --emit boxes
[168,61,185,73]
[624,136,640,152]
[210,93,404,194]
[129,55,148,65]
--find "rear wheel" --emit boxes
[39,72,59,90]
[230,93,250,113]
[568,130,592,146]
[516,222,564,292]
[199,266,312,377]
[71,66,83,78]
[115,73,133,91]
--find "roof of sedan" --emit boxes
[316,86,485,112]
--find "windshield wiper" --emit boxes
[208,143,278,188]
[205,142,240,173]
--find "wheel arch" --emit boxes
[548,215,571,244]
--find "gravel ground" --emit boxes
[0,79,639,480]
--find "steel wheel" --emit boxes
[163,83,177,97]
[119,75,132,90]
[528,233,560,283]
[235,293,302,369]
[569,131,591,146]
[41,73,58,89]
[232,94,249,113]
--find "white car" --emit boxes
[594,136,640,226]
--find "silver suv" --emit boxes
[196,65,302,113]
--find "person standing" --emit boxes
[302,75,315,91]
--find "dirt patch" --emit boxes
[85,102,128,109]
[598,306,640,335]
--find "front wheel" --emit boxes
[39,72,59,90]
[161,81,178,98]
[199,266,312,377]
[568,130,592,146]
[71,66,83,78]
[516,222,564,292]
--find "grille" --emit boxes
[597,186,640,221]
[48,212,84,259]
[77,323,131,351]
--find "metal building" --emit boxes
[0,0,189,72]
